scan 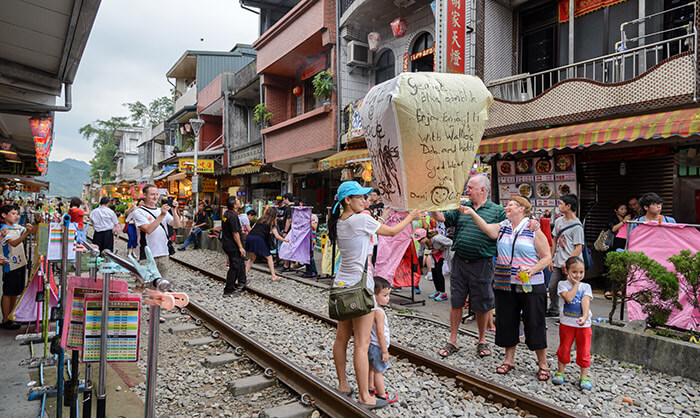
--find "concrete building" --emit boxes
[113,127,142,182]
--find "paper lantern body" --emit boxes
[390,18,407,38]
[292,86,302,96]
[368,32,381,51]
[359,73,493,211]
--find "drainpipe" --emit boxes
[568,0,574,66]
[0,83,72,116]
[260,84,265,164]
[335,0,342,153]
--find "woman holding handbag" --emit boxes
[462,196,552,381]
[328,181,422,410]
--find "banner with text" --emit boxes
[359,72,492,211]
[178,158,214,173]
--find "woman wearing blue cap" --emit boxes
[329,181,423,409]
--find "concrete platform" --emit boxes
[0,325,40,418]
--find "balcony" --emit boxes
[485,33,698,136]
[261,105,335,163]
[174,84,197,113]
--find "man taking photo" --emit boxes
[132,184,180,280]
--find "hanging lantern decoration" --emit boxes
[390,18,407,38]
[292,86,303,96]
[367,32,381,51]
[29,117,53,174]
[361,162,373,182]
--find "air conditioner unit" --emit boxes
[347,40,371,67]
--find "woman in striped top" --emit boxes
[462,196,552,381]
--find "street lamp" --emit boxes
[189,118,204,208]
[97,169,105,201]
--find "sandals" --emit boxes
[604,292,613,300]
[358,398,389,410]
[477,343,491,358]
[438,342,460,358]
[376,393,398,404]
[552,372,565,385]
[496,363,515,375]
[537,367,551,381]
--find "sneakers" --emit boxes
[428,291,440,299]
[552,372,565,385]
[545,310,559,318]
[414,287,421,294]
[579,377,592,390]
[392,287,402,292]
[177,247,186,251]
[0,320,21,330]
[435,292,448,301]
[425,272,433,281]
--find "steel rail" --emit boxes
[184,301,377,418]
[171,257,582,418]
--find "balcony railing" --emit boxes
[488,33,696,102]
[339,0,355,17]
[174,85,197,113]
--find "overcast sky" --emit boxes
[50,0,259,163]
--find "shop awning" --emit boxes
[230,164,262,176]
[479,107,700,155]
[167,172,187,181]
[153,168,177,180]
[0,174,49,191]
[318,148,370,171]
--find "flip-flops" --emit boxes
[340,387,354,397]
[439,342,460,358]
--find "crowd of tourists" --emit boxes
[0,181,677,410]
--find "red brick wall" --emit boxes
[199,115,222,151]
[254,0,335,72]
[264,108,336,162]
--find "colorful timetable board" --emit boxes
[61,276,129,350]
[47,222,77,261]
[82,293,141,363]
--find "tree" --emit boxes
[605,251,680,326]
[668,250,700,328]
[124,95,174,127]
[80,116,127,181]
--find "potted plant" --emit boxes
[312,70,336,106]
[253,103,273,127]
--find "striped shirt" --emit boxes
[496,219,545,285]
[444,200,506,260]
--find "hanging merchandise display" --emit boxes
[390,18,407,38]
[359,72,493,211]
[367,32,381,51]
[29,117,53,174]
[496,154,577,218]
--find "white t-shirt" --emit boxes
[238,214,250,232]
[333,213,381,290]
[558,280,593,328]
[369,307,390,347]
[132,206,174,258]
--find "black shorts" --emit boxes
[494,284,547,351]
[93,230,114,253]
[450,256,495,312]
[2,266,26,296]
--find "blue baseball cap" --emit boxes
[333,181,373,213]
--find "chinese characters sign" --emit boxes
[178,158,214,173]
[446,0,465,73]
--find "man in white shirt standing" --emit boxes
[89,197,119,253]
[132,184,180,279]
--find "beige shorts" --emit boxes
[154,256,170,280]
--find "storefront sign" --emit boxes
[558,0,626,23]
[236,190,247,197]
[251,172,283,184]
[220,177,246,188]
[445,0,465,73]
[178,158,214,173]
[410,46,435,61]
[202,178,217,193]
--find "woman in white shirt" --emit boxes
[329,181,422,409]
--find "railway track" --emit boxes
[170,256,581,418]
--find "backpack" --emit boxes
[558,222,594,269]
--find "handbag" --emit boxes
[594,229,614,252]
[493,222,524,292]
[558,223,594,269]
[122,223,129,234]
[328,256,374,321]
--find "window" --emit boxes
[375,50,395,84]
[410,32,434,72]
[304,77,323,113]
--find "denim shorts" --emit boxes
[368,343,388,372]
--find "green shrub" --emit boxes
[312,70,335,101]
[605,251,680,327]
[668,250,700,327]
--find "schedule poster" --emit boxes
[47,222,77,261]
[496,154,577,218]
[61,276,129,350]
[82,293,141,363]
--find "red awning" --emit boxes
[479,107,700,155]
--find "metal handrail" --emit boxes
[488,33,695,101]
[618,1,695,50]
